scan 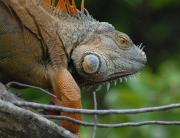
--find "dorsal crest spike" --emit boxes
[43,0,87,15]
[58,0,67,13]
[64,0,73,14]
[71,0,78,15]
[81,0,84,12]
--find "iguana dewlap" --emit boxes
[0,0,147,137]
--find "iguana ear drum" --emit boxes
[81,53,101,74]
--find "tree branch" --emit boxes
[92,91,97,138]
[1,82,179,137]
[0,83,77,138]
[44,115,180,128]
[13,101,180,115]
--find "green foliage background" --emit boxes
[80,0,180,138]
[19,0,180,138]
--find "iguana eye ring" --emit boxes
[81,53,101,74]
[119,37,128,44]
[115,32,133,49]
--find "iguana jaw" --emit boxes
[73,49,146,89]
[72,34,147,88]
[75,67,143,88]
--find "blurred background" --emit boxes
[19,0,180,138]
[81,0,180,137]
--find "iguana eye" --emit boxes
[82,54,100,74]
[115,32,133,49]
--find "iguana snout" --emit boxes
[72,31,147,85]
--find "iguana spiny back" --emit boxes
[0,0,147,137]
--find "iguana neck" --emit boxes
[57,17,96,58]
[58,17,116,59]
[39,0,115,59]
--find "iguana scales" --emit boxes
[0,0,147,137]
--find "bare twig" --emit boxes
[92,91,97,138]
[44,115,180,128]
[0,83,77,138]
[6,81,57,98]
[1,82,179,137]
[13,101,180,115]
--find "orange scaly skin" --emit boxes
[58,0,68,13]
[43,0,81,135]
[47,0,78,15]
[53,67,82,134]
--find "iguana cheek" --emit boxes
[82,54,100,74]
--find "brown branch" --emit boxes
[1,82,180,136]
[0,83,77,138]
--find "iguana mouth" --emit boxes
[78,71,136,90]
[79,75,134,92]
[75,52,146,91]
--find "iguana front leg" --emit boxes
[52,67,82,135]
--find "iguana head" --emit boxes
[42,0,147,88]
[71,22,147,87]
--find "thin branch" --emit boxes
[44,115,180,128]
[6,81,57,98]
[92,91,97,138]
[13,101,180,115]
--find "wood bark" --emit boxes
[0,83,77,138]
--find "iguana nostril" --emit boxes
[82,54,100,74]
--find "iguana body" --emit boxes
[0,0,147,136]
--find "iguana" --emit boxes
[0,0,147,137]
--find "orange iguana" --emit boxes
[0,0,147,137]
